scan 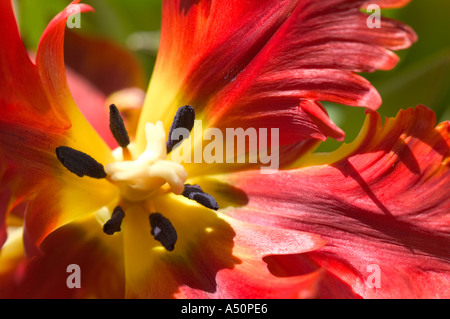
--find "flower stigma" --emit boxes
[105,121,188,202]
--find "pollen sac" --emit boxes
[103,206,126,235]
[182,184,219,211]
[109,104,130,148]
[166,105,195,153]
[56,146,107,179]
[149,213,177,251]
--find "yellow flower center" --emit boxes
[55,104,218,250]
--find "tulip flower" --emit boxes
[1,0,448,299]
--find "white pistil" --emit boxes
[105,121,188,202]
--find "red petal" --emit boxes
[210,97,347,146]
[138,0,416,147]
[0,0,94,133]
[0,0,67,129]
[222,105,450,298]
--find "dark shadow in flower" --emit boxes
[194,179,249,208]
[263,252,362,299]
[160,220,241,296]
[148,195,242,298]
[405,108,450,159]
[335,159,393,217]
[393,139,421,175]
[429,129,450,158]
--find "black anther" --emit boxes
[103,206,126,235]
[166,105,195,153]
[149,213,178,251]
[56,146,106,179]
[182,184,219,210]
[109,104,130,148]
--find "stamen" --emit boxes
[166,105,195,153]
[56,146,106,179]
[109,104,130,148]
[182,184,219,210]
[149,213,177,251]
[103,206,125,235]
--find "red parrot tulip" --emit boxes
[1,0,448,299]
